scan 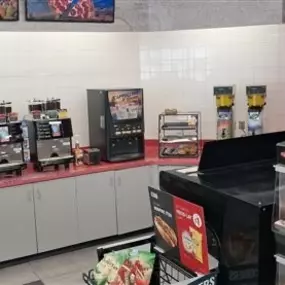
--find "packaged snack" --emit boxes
[93,250,129,285]
[110,250,156,285]
[109,259,133,285]
[129,251,156,285]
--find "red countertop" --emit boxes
[0,140,199,188]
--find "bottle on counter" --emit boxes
[21,119,30,162]
[73,136,83,166]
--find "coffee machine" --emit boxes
[87,89,145,162]
[25,99,74,172]
[0,101,26,175]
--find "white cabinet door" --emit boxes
[149,165,159,189]
[76,172,117,243]
[0,185,37,262]
[34,178,78,252]
[115,166,153,234]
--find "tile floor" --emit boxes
[0,232,153,285]
[0,245,98,285]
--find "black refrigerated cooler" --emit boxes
[159,131,285,285]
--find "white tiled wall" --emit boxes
[0,32,140,146]
[0,25,285,144]
[140,24,285,139]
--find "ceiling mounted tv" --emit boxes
[0,0,19,21]
[25,0,115,22]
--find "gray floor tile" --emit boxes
[71,246,98,273]
[43,271,83,285]
[29,252,80,280]
[0,233,153,285]
[0,263,38,285]
[23,281,44,285]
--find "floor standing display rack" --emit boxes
[82,235,218,285]
[273,142,285,285]
[158,112,201,158]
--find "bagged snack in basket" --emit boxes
[93,250,129,285]
[110,250,156,285]
[129,251,156,285]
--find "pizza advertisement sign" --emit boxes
[148,187,209,275]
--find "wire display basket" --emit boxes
[82,235,218,285]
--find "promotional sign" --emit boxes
[149,187,209,274]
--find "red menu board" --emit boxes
[149,187,209,274]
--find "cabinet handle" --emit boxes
[117,177,121,187]
[37,189,41,200]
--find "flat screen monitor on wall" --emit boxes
[25,0,115,22]
[108,89,143,122]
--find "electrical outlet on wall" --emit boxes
[239,121,246,131]
[238,121,247,137]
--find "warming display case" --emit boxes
[275,255,285,285]
[273,141,285,285]
[159,131,285,285]
[158,112,201,158]
[273,142,285,252]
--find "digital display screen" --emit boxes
[49,121,62,137]
[108,90,143,121]
[248,112,262,131]
[218,110,232,120]
[0,126,10,143]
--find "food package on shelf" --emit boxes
[93,249,155,285]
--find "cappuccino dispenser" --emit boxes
[25,99,74,172]
[87,89,145,162]
[0,101,26,175]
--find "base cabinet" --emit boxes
[76,172,117,243]
[0,185,37,262]
[115,167,153,234]
[149,165,159,189]
[0,164,184,262]
[34,178,78,252]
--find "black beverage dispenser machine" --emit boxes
[87,89,145,162]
